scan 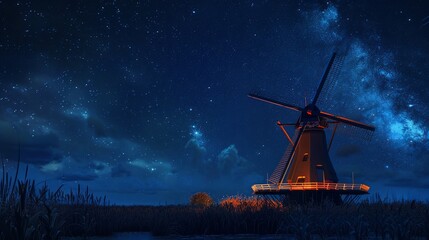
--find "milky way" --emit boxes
[1,1,429,204]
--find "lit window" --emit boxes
[303,153,309,161]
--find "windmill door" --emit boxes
[316,165,325,183]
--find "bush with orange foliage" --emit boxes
[219,195,282,211]
[189,192,214,207]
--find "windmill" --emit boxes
[249,53,375,204]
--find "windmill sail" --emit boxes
[269,129,301,184]
[312,53,337,105]
[320,111,375,131]
[335,123,375,141]
[316,54,345,111]
[248,93,303,112]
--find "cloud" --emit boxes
[342,41,428,150]
[0,116,78,168]
[87,116,108,137]
[105,158,175,180]
[216,144,247,174]
[40,157,112,182]
[21,146,63,165]
[89,161,111,175]
[185,138,206,166]
[128,159,173,176]
[111,164,132,178]
[41,161,63,172]
[58,173,98,182]
[0,127,63,166]
[303,5,343,43]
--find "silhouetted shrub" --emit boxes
[189,192,214,207]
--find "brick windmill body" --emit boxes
[250,53,375,204]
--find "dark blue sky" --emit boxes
[1,1,429,204]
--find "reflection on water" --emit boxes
[65,233,294,240]
[65,232,153,240]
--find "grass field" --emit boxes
[61,197,429,239]
[2,164,429,239]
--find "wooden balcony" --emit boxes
[252,182,370,195]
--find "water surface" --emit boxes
[65,233,294,239]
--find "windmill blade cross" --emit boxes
[312,53,337,105]
[248,93,303,112]
[320,111,375,131]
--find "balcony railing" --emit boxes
[252,182,370,193]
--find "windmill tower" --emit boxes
[249,53,375,204]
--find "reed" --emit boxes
[2,159,429,239]
[59,195,429,238]
[0,154,104,239]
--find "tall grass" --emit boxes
[0,155,106,239]
[0,154,65,240]
[59,195,429,239]
[1,157,429,239]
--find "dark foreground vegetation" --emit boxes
[63,196,429,239]
[2,165,429,239]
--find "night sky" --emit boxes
[1,1,429,205]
